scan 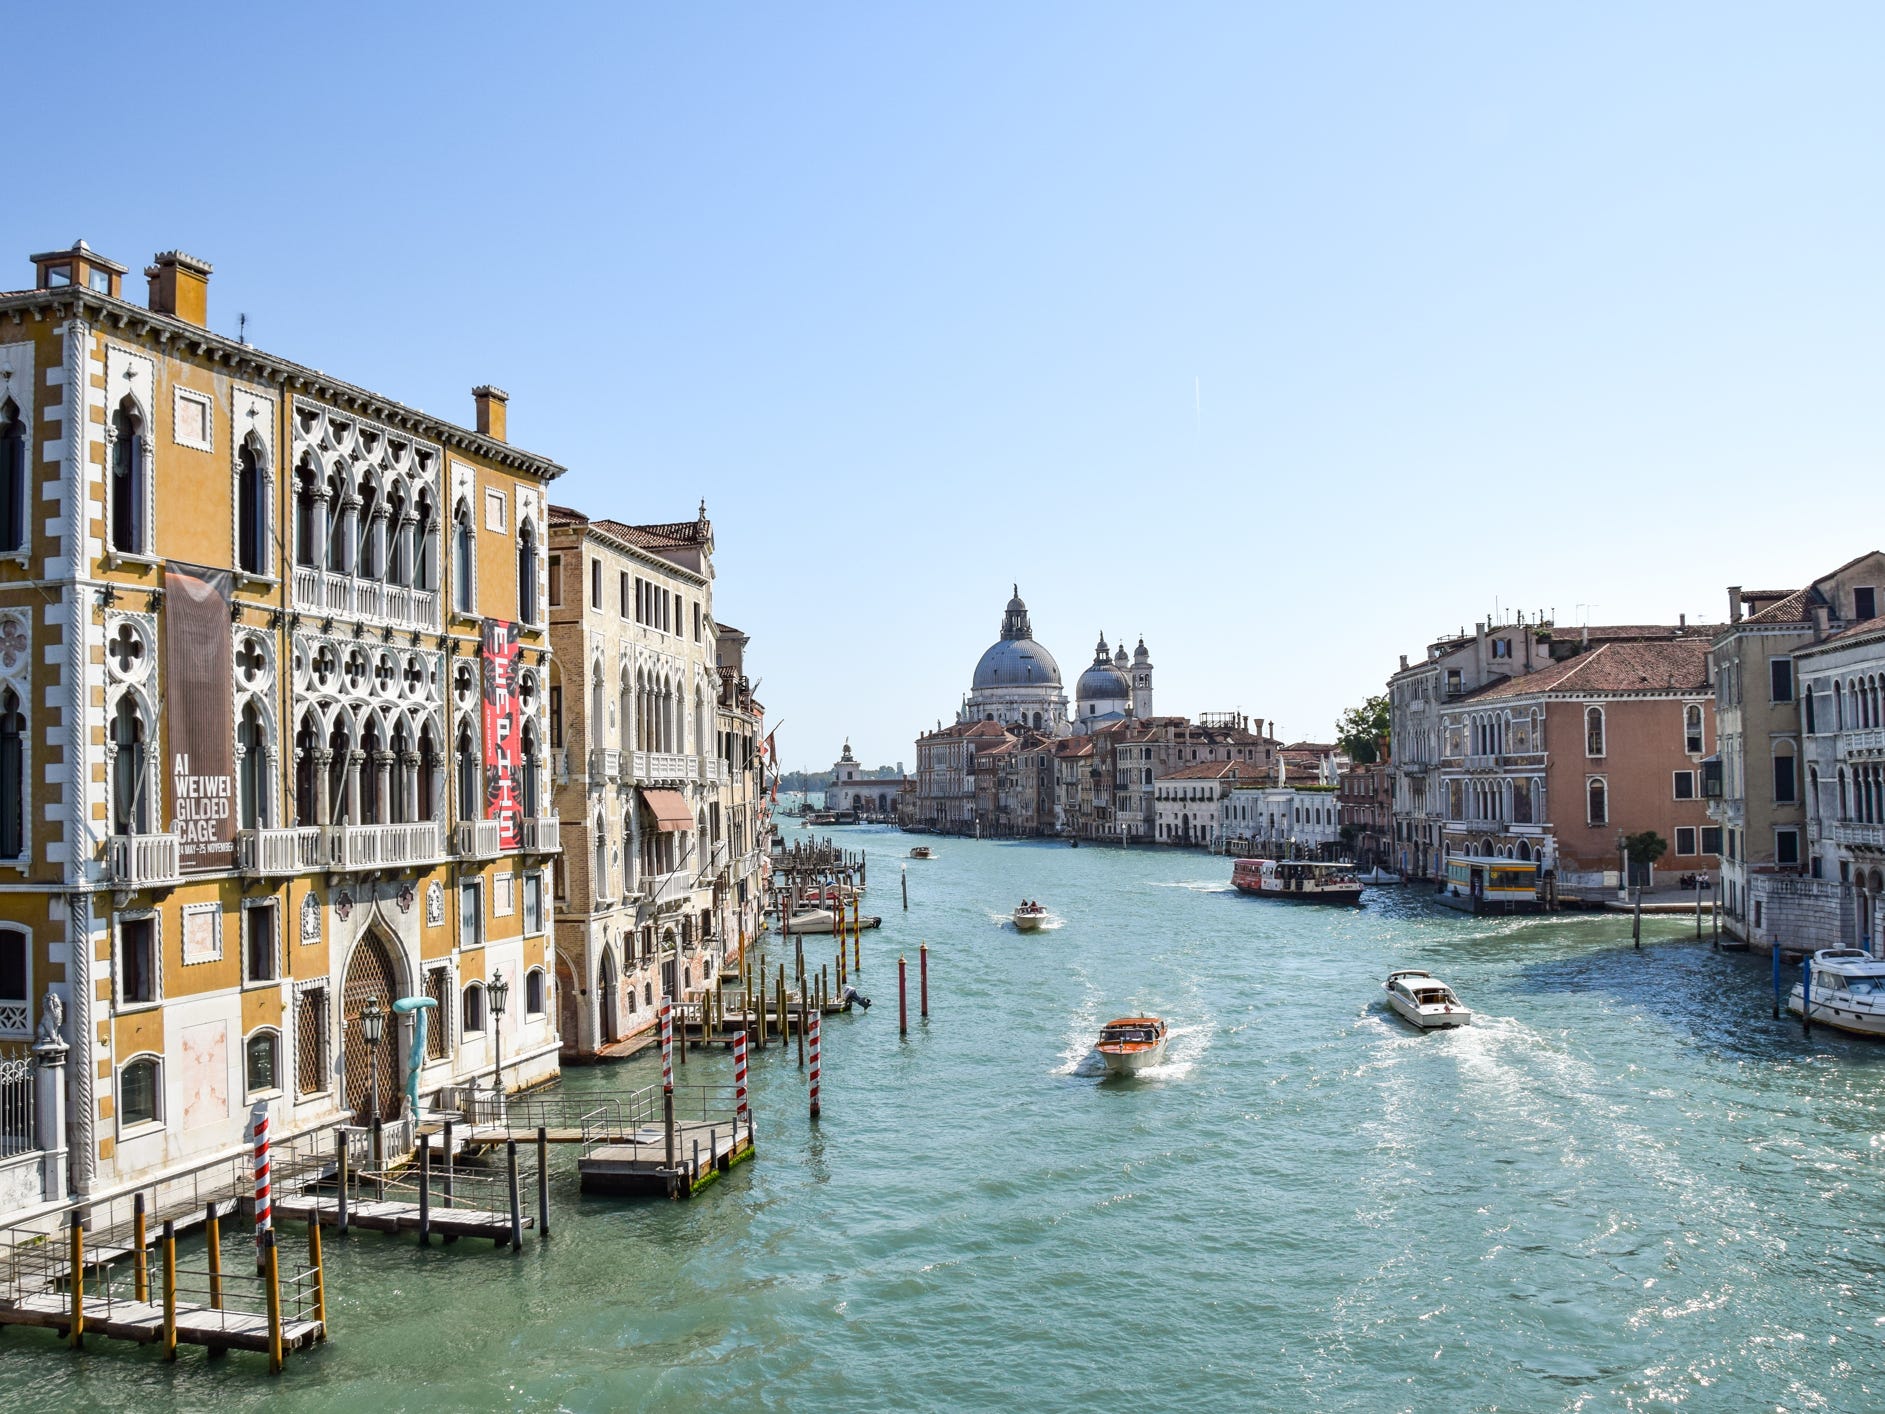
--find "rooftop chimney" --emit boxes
[1727,585,1742,625]
[473,385,508,442]
[1811,603,1830,641]
[1679,613,1687,630]
[145,251,212,326]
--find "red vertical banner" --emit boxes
[482,619,522,848]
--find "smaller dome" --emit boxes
[1076,637,1132,703]
[1133,638,1150,663]
[1113,645,1129,669]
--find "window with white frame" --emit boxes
[526,966,546,1016]
[244,1029,281,1097]
[119,1054,162,1128]
[1673,770,1696,801]
[0,398,26,554]
[523,870,544,934]
[462,981,486,1035]
[1584,707,1605,757]
[117,913,159,1007]
[1586,776,1608,825]
[295,983,330,1097]
[1675,826,1698,856]
[245,901,279,984]
[460,879,484,948]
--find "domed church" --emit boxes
[957,588,1153,736]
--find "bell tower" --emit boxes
[1132,638,1154,717]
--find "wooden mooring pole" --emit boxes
[334,1135,349,1237]
[899,955,908,1037]
[538,1127,551,1239]
[507,1140,524,1251]
[207,1202,225,1305]
[133,1192,148,1301]
[66,1212,82,1348]
[265,1229,284,1376]
[308,1213,326,1332]
[418,1134,432,1245]
[920,942,929,1019]
[161,1220,178,1361]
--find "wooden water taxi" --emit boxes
[1384,970,1471,1029]
[1012,902,1050,932]
[1095,1016,1169,1075]
[1230,858,1364,905]
[783,907,882,935]
[909,845,933,859]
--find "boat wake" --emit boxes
[1150,879,1235,894]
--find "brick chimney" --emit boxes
[473,385,508,442]
[1811,603,1830,641]
[146,251,212,326]
[1727,585,1742,625]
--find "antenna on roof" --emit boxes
[238,312,249,345]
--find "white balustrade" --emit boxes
[108,833,182,888]
[521,816,562,853]
[454,820,502,858]
[236,826,322,875]
[325,822,445,870]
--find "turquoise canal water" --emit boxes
[8,824,1885,1411]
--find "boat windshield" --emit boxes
[1842,975,1885,995]
[1413,989,1454,1005]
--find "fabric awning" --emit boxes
[642,789,694,833]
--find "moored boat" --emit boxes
[1095,1016,1169,1075]
[1231,858,1364,905]
[782,907,883,936]
[1358,866,1403,885]
[1384,970,1471,1029]
[1012,902,1050,932]
[1787,948,1885,1037]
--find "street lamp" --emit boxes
[488,970,510,1098]
[359,995,386,1123]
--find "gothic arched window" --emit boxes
[517,520,538,624]
[110,400,146,555]
[415,489,438,593]
[0,688,23,858]
[111,695,149,834]
[237,437,268,575]
[451,500,475,614]
[456,721,479,823]
[294,459,321,568]
[237,701,267,830]
[0,399,24,553]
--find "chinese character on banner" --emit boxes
[482,619,523,849]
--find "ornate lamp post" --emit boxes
[488,970,510,1098]
[360,995,386,1122]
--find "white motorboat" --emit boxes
[1788,948,1885,1037]
[1095,1016,1169,1075]
[1384,970,1471,1029]
[782,907,883,936]
[1012,903,1050,933]
[1358,867,1403,885]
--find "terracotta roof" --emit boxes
[592,517,710,550]
[1464,639,1709,700]
[548,504,588,526]
[1157,760,1272,783]
[1743,591,1811,625]
[1800,614,1885,652]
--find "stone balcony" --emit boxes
[454,820,502,859]
[291,566,440,634]
[521,816,561,853]
[321,822,445,871]
[236,826,323,877]
[1833,822,1885,851]
[589,748,621,784]
[108,833,182,889]
[630,751,700,784]
[1840,728,1885,757]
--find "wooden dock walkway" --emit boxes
[577,1118,754,1198]
[273,1194,532,1244]
[0,1289,323,1355]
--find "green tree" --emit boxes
[1624,831,1667,867]
[1336,694,1391,763]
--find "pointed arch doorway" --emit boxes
[342,930,405,1123]
[597,946,620,1044]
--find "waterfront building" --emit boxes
[1153,760,1273,847]
[1705,555,1885,948]
[1794,614,1885,957]
[912,719,1008,831]
[546,504,747,1059]
[823,739,906,816]
[710,623,767,964]
[1434,634,1716,896]
[0,240,563,1211]
[1223,782,1343,855]
[1337,761,1393,868]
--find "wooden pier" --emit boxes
[577,1118,754,1198]
[274,1194,531,1245]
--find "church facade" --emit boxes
[953,588,1154,735]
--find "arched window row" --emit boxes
[1839,764,1885,825]
[1834,675,1885,731]
[297,454,441,593]
[293,702,445,829]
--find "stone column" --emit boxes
[400,750,421,823]
[346,748,365,826]
[32,998,68,1204]
[313,748,334,827]
[372,750,393,826]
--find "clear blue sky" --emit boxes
[13,4,1884,771]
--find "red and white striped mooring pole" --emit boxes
[660,997,674,1092]
[808,1010,821,1120]
[734,1030,749,1126]
[250,1101,271,1269]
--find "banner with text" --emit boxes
[165,564,236,872]
[482,619,523,849]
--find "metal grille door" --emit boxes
[342,936,401,1122]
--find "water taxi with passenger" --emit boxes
[909,846,933,859]
[1384,970,1471,1029]
[1230,858,1364,905]
[1788,948,1885,1037]
[1095,1016,1169,1075]
[1012,902,1050,932]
